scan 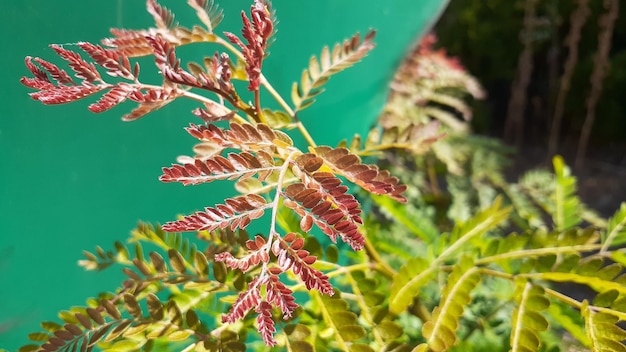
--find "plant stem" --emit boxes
[476,244,603,265]
[215,37,318,147]
[253,89,263,122]
[362,227,396,277]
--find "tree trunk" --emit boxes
[548,0,590,159]
[575,0,619,169]
[504,0,538,147]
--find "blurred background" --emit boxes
[1,0,624,350]
[434,0,625,216]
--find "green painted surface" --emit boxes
[0,0,448,349]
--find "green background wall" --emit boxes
[0,0,448,349]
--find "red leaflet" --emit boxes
[77,42,135,80]
[50,45,101,82]
[160,151,277,185]
[33,58,75,85]
[255,301,277,346]
[266,275,298,319]
[88,84,134,113]
[102,28,154,57]
[147,0,175,30]
[30,84,104,105]
[161,194,269,232]
[222,278,262,324]
[224,0,274,91]
[283,182,365,250]
[314,146,408,202]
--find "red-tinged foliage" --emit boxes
[224,0,274,91]
[161,194,269,232]
[77,42,136,80]
[29,83,105,105]
[147,36,239,107]
[283,182,365,250]
[88,83,134,113]
[102,28,154,57]
[222,278,262,324]
[214,250,269,272]
[315,146,408,202]
[33,57,75,85]
[160,151,278,185]
[185,122,293,152]
[255,301,277,346]
[147,0,175,30]
[191,97,237,124]
[50,44,101,82]
[20,1,412,348]
[266,275,298,319]
[273,236,334,295]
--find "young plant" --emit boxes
[19,0,419,350]
[18,1,626,352]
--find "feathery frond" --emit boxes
[291,31,376,112]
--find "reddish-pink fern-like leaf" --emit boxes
[161,194,269,232]
[214,250,269,273]
[147,0,175,29]
[294,153,363,223]
[33,57,75,85]
[314,146,407,202]
[102,28,155,57]
[273,234,334,295]
[222,278,262,324]
[77,42,136,80]
[192,100,236,123]
[185,122,293,152]
[266,275,298,319]
[224,0,274,91]
[88,83,134,113]
[30,84,105,105]
[122,86,180,121]
[24,56,51,82]
[147,36,236,99]
[160,151,278,185]
[283,182,365,250]
[256,301,277,347]
[50,45,101,82]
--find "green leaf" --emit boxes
[193,251,209,278]
[603,202,626,250]
[389,257,433,314]
[261,109,293,128]
[103,339,145,352]
[326,244,339,263]
[168,249,187,273]
[510,281,549,352]
[287,341,314,352]
[422,257,481,351]
[582,300,626,352]
[370,194,438,243]
[349,344,375,352]
[123,294,143,319]
[528,270,626,295]
[552,156,581,231]
[374,321,403,340]
[439,196,511,257]
[167,329,192,341]
[291,31,376,112]
[338,325,366,341]
[547,302,589,347]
